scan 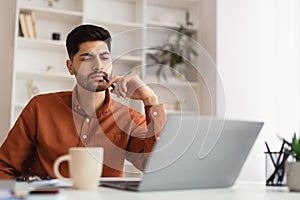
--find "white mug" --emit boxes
[53,147,103,190]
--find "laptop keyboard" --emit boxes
[101,180,140,186]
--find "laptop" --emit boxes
[101,115,264,191]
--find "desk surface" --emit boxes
[2,180,300,200]
[61,181,299,200]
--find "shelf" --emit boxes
[17,37,65,50]
[145,76,198,87]
[20,5,83,17]
[146,21,198,31]
[147,0,198,9]
[19,5,83,25]
[85,19,143,33]
[83,0,143,27]
[16,70,74,82]
[112,54,143,64]
[147,21,181,29]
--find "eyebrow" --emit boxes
[79,52,110,57]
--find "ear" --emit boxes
[66,59,75,75]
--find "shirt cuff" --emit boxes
[144,104,166,139]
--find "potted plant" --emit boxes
[285,133,300,191]
[147,11,198,82]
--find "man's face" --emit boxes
[68,41,112,92]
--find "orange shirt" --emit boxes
[0,89,165,179]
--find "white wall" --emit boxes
[217,0,300,181]
[0,0,15,143]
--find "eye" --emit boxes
[82,57,92,61]
[100,55,110,60]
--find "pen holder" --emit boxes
[265,152,288,186]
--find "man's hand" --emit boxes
[106,73,159,106]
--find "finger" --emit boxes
[114,88,121,98]
[107,82,115,89]
[110,76,121,83]
[116,79,126,98]
[111,76,126,98]
[124,73,145,97]
[117,79,126,98]
[108,76,122,97]
[119,79,127,97]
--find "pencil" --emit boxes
[103,76,115,89]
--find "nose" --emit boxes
[92,57,103,71]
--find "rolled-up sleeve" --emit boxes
[125,104,166,171]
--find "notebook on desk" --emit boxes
[100,115,264,191]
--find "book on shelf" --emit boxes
[19,13,28,38]
[25,13,35,38]
[30,11,38,38]
[19,11,38,39]
[18,20,24,37]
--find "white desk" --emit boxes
[1,180,299,200]
[61,181,300,200]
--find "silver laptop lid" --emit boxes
[139,115,263,191]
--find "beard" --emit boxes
[75,70,112,92]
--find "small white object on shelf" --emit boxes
[26,80,39,99]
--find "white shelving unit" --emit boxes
[11,0,82,125]
[11,0,214,127]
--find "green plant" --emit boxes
[285,133,300,161]
[147,11,198,81]
[161,11,197,67]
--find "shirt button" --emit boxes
[76,105,81,110]
[85,118,90,123]
[82,135,87,139]
[153,111,158,116]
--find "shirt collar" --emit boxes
[72,85,112,117]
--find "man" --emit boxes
[0,24,165,179]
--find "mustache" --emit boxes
[87,71,108,79]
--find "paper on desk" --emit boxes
[30,179,73,189]
[14,179,72,198]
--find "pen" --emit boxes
[265,142,276,167]
[103,76,115,89]
[265,141,277,185]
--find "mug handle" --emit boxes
[53,154,72,182]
